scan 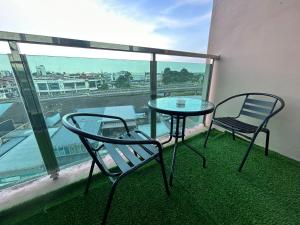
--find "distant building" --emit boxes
[33,78,103,96]
[0,120,15,137]
[67,73,80,79]
[0,70,12,77]
[0,78,19,99]
[0,103,13,118]
[36,65,47,76]
[102,72,114,82]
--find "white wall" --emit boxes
[207,0,300,160]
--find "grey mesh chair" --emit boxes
[62,113,170,225]
[203,93,285,172]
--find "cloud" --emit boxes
[162,0,211,14]
[0,41,10,53]
[0,0,173,55]
[0,0,212,59]
[157,12,211,29]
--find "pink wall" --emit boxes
[207,0,300,160]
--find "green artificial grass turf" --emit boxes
[1,130,299,225]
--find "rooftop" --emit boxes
[102,105,137,122]
[0,103,12,116]
[0,129,57,175]
[1,130,299,225]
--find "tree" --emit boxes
[99,83,109,90]
[115,71,132,88]
[162,67,195,85]
[123,71,133,80]
[162,68,172,84]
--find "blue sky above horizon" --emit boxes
[0,0,212,52]
[0,0,213,72]
[108,0,213,52]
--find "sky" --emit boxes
[0,0,213,71]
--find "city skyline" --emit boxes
[0,55,207,74]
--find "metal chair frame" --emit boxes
[203,92,285,172]
[62,113,170,225]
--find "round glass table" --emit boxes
[148,96,214,186]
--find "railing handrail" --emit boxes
[0,31,220,60]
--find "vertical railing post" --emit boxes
[150,53,157,138]
[202,59,215,127]
[7,41,59,179]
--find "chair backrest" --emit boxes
[62,113,157,177]
[238,93,285,127]
[62,113,128,177]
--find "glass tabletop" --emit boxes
[148,96,214,116]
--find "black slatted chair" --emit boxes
[62,113,170,225]
[203,93,285,172]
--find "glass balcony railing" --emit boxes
[26,55,152,170]
[155,58,212,137]
[0,31,219,190]
[0,54,47,189]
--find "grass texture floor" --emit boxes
[1,130,299,225]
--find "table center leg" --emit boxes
[169,115,207,186]
[181,116,206,168]
[169,115,180,186]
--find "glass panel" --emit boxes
[0,54,47,189]
[25,55,151,169]
[156,59,212,137]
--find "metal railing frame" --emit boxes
[0,31,220,179]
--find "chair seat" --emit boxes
[214,117,258,133]
[103,130,158,173]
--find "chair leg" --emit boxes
[232,130,236,140]
[238,134,258,172]
[169,138,179,186]
[158,154,170,196]
[204,121,213,148]
[101,180,119,225]
[85,160,95,194]
[265,130,270,156]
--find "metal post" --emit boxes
[8,41,59,179]
[202,59,215,126]
[150,53,157,138]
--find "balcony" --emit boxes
[0,1,300,224]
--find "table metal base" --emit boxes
[162,115,206,186]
